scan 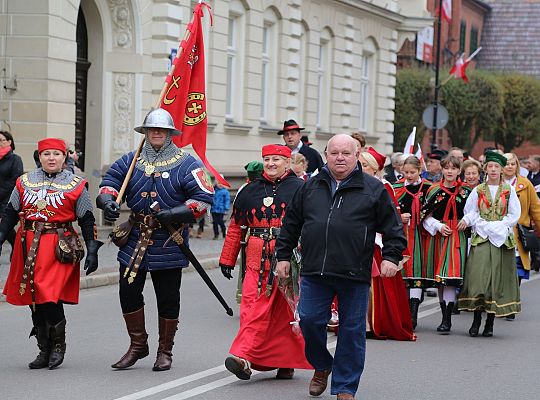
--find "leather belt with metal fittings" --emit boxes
[123,214,160,284]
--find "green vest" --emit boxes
[471,182,516,249]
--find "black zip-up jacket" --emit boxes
[275,164,406,283]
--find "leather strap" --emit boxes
[123,214,160,284]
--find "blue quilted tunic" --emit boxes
[100,150,214,270]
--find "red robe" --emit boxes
[368,181,415,340]
[219,173,312,370]
[3,173,87,305]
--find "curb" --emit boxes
[1,257,220,303]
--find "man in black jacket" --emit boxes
[278,119,323,174]
[275,134,406,400]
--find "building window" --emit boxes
[359,56,370,132]
[359,37,377,134]
[298,21,309,124]
[316,28,332,131]
[459,21,466,54]
[226,1,245,122]
[470,25,478,53]
[260,8,279,125]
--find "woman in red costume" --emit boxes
[219,144,312,380]
[0,138,102,369]
[358,147,415,341]
[393,156,432,329]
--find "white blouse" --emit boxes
[462,184,521,248]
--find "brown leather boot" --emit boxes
[309,369,331,396]
[28,324,50,369]
[111,308,149,369]
[152,317,178,371]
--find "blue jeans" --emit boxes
[298,275,369,396]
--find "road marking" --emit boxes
[115,274,540,400]
[113,339,338,400]
[113,366,225,400]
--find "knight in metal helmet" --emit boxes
[96,107,214,372]
[134,108,181,136]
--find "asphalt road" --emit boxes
[1,268,540,400]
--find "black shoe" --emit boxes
[505,314,515,321]
[469,311,482,337]
[436,302,454,334]
[482,314,495,337]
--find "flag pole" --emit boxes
[115,14,196,203]
[430,0,444,154]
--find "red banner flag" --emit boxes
[160,3,229,187]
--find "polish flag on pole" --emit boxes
[442,0,452,23]
[403,127,416,155]
[160,2,229,186]
[449,47,482,84]
[415,144,427,171]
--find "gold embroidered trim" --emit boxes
[137,150,184,168]
[21,174,82,190]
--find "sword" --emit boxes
[150,202,234,316]
[239,225,248,283]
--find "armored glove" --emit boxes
[96,193,120,222]
[155,204,196,226]
[220,264,233,280]
[83,240,104,276]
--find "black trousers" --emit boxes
[211,212,226,237]
[30,302,65,327]
[119,266,183,319]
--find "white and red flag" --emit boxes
[449,47,482,84]
[403,127,416,155]
[442,0,452,23]
[415,144,427,171]
[160,2,229,186]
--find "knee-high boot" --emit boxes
[409,298,421,330]
[153,317,179,371]
[111,308,149,369]
[48,319,66,369]
[436,302,454,334]
[28,324,50,369]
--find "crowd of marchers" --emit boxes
[1,118,539,400]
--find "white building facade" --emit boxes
[0,0,430,195]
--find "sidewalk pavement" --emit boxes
[0,225,227,302]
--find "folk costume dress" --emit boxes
[458,182,521,316]
[3,169,92,306]
[421,181,471,286]
[219,171,312,370]
[394,178,432,287]
[505,176,540,280]
[368,180,415,341]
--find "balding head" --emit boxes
[325,134,360,181]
